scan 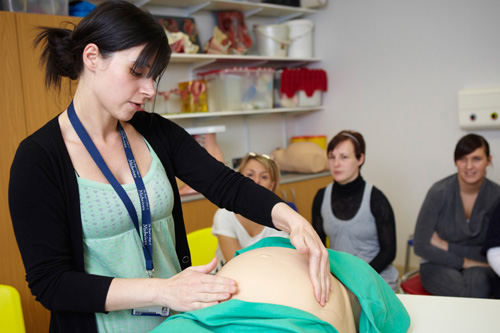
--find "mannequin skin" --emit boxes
[216,247,361,332]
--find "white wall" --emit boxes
[297,0,500,268]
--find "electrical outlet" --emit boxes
[458,86,500,130]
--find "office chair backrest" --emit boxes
[187,227,218,266]
[0,284,26,333]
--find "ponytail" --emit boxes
[34,24,81,90]
[33,0,170,91]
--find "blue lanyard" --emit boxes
[67,101,154,277]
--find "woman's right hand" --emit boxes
[105,258,236,312]
[463,258,490,269]
[158,258,237,312]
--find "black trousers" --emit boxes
[420,262,500,298]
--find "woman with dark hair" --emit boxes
[8,1,330,332]
[312,130,399,291]
[414,134,500,297]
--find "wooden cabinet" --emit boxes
[278,173,331,223]
[0,10,34,330]
[181,173,331,233]
[16,13,80,135]
[0,12,80,333]
[182,198,220,234]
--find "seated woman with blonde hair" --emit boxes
[212,152,289,270]
[151,237,410,332]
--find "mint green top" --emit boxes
[153,237,410,333]
[79,141,180,332]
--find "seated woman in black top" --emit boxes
[312,130,398,290]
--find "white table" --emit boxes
[397,294,500,332]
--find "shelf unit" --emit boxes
[139,0,325,160]
[161,105,323,154]
[163,53,321,117]
[132,0,317,22]
[158,52,323,152]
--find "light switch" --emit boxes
[458,86,500,130]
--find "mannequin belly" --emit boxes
[216,247,357,332]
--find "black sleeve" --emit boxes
[369,187,397,273]
[312,188,327,245]
[483,201,500,254]
[138,113,284,228]
[9,137,112,313]
[413,182,467,268]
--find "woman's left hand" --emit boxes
[271,202,331,306]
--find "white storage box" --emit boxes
[285,19,314,58]
[198,67,275,111]
[254,23,289,57]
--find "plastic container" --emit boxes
[198,67,275,111]
[68,0,96,17]
[285,19,314,58]
[178,80,208,113]
[275,68,327,108]
[25,0,68,15]
[254,24,289,57]
[300,0,327,8]
[262,0,300,6]
[2,0,26,11]
[203,73,243,111]
[3,0,68,15]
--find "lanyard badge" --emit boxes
[67,101,154,277]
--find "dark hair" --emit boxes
[454,134,490,161]
[327,130,366,167]
[34,0,170,90]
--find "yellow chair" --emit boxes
[187,227,218,266]
[0,284,26,333]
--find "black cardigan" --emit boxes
[9,112,282,332]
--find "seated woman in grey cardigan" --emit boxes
[414,134,500,297]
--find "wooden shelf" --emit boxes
[161,106,323,120]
